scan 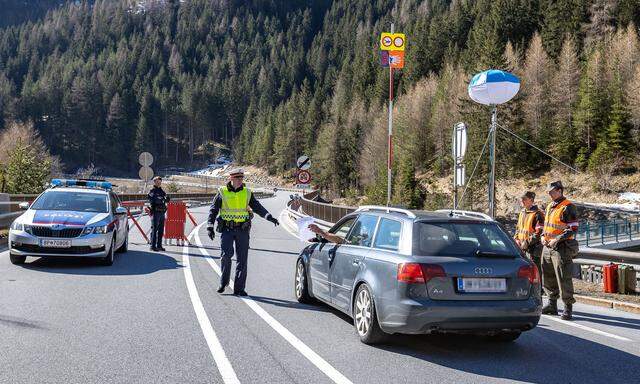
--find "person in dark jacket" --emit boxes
[207,168,279,296]
[147,176,169,252]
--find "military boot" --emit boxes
[561,303,573,320]
[542,300,558,315]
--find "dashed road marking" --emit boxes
[191,225,353,384]
[542,314,633,342]
[183,225,240,384]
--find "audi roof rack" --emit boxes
[435,209,493,221]
[356,205,416,218]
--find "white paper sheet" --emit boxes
[297,216,316,241]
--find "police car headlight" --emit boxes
[10,221,24,231]
[92,225,109,234]
[82,226,94,235]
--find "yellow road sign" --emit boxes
[380,32,406,51]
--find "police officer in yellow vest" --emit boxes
[207,168,279,296]
[541,181,579,320]
[514,191,544,278]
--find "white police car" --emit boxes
[8,179,129,266]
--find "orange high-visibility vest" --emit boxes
[515,209,541,241]
[543,199,576,241]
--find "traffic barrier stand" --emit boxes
[121,201,150,244]
[164,202,189,246]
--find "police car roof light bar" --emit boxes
[51,179,112,190]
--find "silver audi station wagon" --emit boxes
[294,207,542,344]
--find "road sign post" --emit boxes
[380,24,406,206]
[138,152,154,193]
[452,122,467,209]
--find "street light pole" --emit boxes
[488,105,497,218]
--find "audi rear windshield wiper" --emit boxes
[475,250,516,258]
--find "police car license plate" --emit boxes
[40,239,72,248]
[458,278,506,293]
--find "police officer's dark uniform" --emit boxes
[207,169,279,296]
[514,191,545,279]
[541,181,579,320]
[147,176,169,252]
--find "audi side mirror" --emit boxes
[18,202,30,210]
[115,206,128,215]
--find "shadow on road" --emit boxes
[573,311,640,331]
[249,247,300,256]
[373,327,640,384]
[21,249,182,276]
[247,295,330,313]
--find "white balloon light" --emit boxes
[468,69,520,105]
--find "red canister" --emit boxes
[603,263,619,293]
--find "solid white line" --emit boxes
[183,224,240,384]
[542,314,632,342]
[191,228,353,384]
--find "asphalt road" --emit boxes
[1,192,640,384]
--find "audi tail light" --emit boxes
[518,264,540,284]
[397,263,446,284]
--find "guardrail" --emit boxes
[577,217,640,247]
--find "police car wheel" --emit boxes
[116,229,128,253]
[101,238,115,266]
[294,259,312,303]
[9,253,26,265]
[486,331,521,342]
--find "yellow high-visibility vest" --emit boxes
[219,186,252,223]
[515,209,541,242]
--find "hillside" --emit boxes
[0,0,72,28]
[0,0,639,205]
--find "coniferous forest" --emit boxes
[1,0,640,204]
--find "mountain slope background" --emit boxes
[0,0,639,208]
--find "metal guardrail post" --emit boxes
[600,223,605,245]
[614,219,619,242]
[585,223,590,247]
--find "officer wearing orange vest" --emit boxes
[514,191,544,277]
[541,181,579,320]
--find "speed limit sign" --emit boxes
[297,170,311,184]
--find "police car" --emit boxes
[8,179,129,266]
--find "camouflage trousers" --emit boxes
[542,240,579,305]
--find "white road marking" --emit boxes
[183,224,240,384]
[542,314,633,342]
[191,227,354,384]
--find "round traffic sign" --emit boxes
[382,36,392,47]
[393,36,404,48]
[297,155,311,170]
[139,166,154,181]
[139,152,154,167]
[297,170,311,184]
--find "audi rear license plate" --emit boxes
[40,239,72,248]
[458,278,506,293]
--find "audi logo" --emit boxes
[474,267,493,275]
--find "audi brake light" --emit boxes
[518,265,540,284]
[421,264,446,282]
[397,263,425,283]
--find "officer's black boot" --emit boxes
[561,303,573,320]
[542,300,558,315]
[217,285,226,293]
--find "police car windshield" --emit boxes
[413,222,518,257]
[30,191,109,213]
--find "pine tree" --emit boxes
[521,33,550,139]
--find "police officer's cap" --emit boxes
[520,191,536,200]
[229,168,245,177]
[153,176,162,181]
[546,180,564,192]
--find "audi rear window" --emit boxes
[413,221,518,257]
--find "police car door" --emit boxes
[110,193,126,248]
